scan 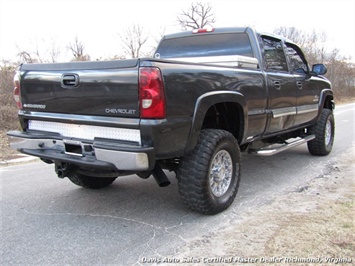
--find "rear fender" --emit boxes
[184,91,247,153]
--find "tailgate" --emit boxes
[19,59,140,118]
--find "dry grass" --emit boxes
[0,83,19,162]
[0,130,18,161]
[262,189,354,258]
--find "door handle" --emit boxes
[296,81,303,89]
[61,74,79,89]
[273,81,281,90]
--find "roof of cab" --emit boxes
[161,27,250,40]
[161,26,296,45]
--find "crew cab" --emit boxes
[8,27,334,214]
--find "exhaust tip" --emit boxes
[152,164,171,187]
[157,180,171,187]
[56,169,64,179]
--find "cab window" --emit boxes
[261,36,288,72]
[285,43,308,74]
[156,33,254,59]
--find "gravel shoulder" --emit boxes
[158,147,355,265]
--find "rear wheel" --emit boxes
[67,172,117,189]
[177,129,241,215]
[307,108,335,156]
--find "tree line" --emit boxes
[274,26,355,100]
[1,2,354,131]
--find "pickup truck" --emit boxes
[8,27,334,215]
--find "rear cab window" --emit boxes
[155,33,254,59]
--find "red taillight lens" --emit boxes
[13,71,22,109]
[139,67,166,119]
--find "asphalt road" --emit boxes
[1,103,354,265]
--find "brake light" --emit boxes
[13,71,22,109]
[139,67,166,119]
[192,27,214,34]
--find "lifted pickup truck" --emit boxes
[8,27,334,214]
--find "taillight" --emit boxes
[139,67,166,119]
[13,71,22,109]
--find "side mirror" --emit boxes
[312,64,327,75]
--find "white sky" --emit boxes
[0,0,354,62]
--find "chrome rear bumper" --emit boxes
[7,131,153,171]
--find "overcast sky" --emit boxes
[0,0,354,62]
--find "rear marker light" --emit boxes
[139,67,166,119]
[13,71,22,109]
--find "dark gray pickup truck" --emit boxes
[8,27,334,214]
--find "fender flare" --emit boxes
[184,91,247,153]
[318,88,334,115]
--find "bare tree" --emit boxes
[142,26,166,58]
[16,41,43,64]
[274,27,327,65]
[118,24,149,58]
[0,60,20,131]
[325,49,355,99]
[68,36,90,61]
[274,26,307,47]
[17,49,37,64]
[177,2,216,30]
[16,37,61,63]
[47,37,61,63]
[274,26,355,100]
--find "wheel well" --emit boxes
[323,95,334,110]
[201,102,244,143]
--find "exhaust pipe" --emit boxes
[55,162,77,179]
[152,164,170,187]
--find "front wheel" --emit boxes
[307,108,335,156]
[177,129,241,215]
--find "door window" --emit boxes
[261,36,288,72]
[285,43,308,74]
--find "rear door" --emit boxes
[284,43,320,126]
[261,35,298,133]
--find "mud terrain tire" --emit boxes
[178,129,241,215]
[307,108,335,156]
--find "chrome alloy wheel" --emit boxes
[209,150,233,197]
[325,119,332,146]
